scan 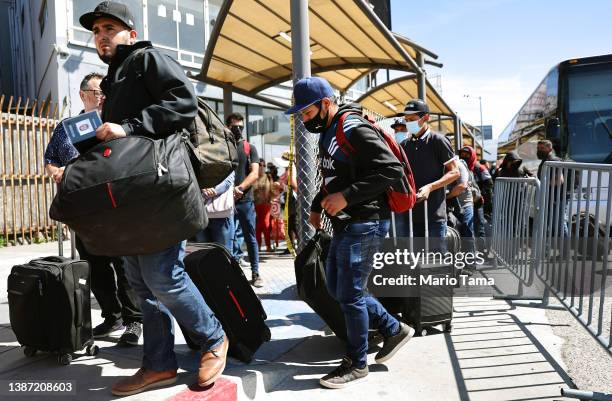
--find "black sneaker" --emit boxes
[319,357,368,389]
[93,318,124,338]
[118,322,142,346]
[367,331,384,351]
[251,273,263,288]
[375,323,415,364]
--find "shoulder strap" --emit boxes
[334,112,359,155]
[114,47,149,82]
[243,141,250,155]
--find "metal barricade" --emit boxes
[533,161,611,401]
[490,177,540,298]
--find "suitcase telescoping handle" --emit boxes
[390,198,428,254]
[57,222,77,260]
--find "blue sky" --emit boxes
[390,0,612,138]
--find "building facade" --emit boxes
[1,0,391,161]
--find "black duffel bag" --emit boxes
[49,134,207,256]
[294,230,347,341]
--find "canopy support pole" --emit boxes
[291,0,316,252]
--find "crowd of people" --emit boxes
[40,1,569,396]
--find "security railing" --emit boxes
[491,177,539,289]
[533,161,611,356]
[0,95,61,246]
[492,161,611,400]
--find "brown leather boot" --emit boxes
[198,336,229,387]
[111,367,177,396]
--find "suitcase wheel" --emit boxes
[23,347,37,357]
[58,353,73,365]
[420,328,428,337]
[444,323,452,333]
[86,345,99,357]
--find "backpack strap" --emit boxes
[334,112,359,155]
[243,141,250,156]
[114,47,150,83]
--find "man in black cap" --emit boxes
[390,118,408,144]
[395,99,459,247]
[79,1,228,396]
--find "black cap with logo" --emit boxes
[390,119,407,129]
[79,1,135,31]
[396,99,430,117]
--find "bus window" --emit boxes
[567,63,612,163]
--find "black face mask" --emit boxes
[536,150,548,160]
[303,103,329,133]
[231,125,244,139]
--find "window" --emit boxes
[208,0,224,41]
[148,0,178,49]
[178,0,204,54]
[72,0,143,37]
[38,0,48,36]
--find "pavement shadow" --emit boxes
[224,333,376,397]
[257,284,299,301]
[445,306,577,401]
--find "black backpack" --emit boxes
[126,47,238,189]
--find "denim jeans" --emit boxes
[234,200,259,274]
[456,205,475,254]
[123,241,225,371]
[232,219,244,259]
[195,216,234,252]
[474,207,488,251]
[326,220,400,368]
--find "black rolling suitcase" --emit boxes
[182,243,271,363]
[382,201,454,336]
[294,231,347,341]
[7,224,98,364]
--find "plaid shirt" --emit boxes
[44,119,79,167]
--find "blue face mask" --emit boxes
[406,120,422,135]
[395,132,408,143]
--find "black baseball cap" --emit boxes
[79,1,135,31]
[390,119,407,129]
[396,99,429,116]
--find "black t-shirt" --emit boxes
[537,153,561,181]
[235,140,260,202]
[401,130,455,222]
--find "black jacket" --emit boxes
[312,103,402,229]
[101,41,197,138]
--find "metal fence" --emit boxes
[0,95,60,246]
[491,177,540,288]
[533,161,611,355]
[491,161,611,400]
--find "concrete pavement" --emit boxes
[0,241,605,400]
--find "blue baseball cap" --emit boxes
[285,77,334,115]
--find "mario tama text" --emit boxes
[367,238,493,297]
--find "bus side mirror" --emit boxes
[546,118,560,140]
